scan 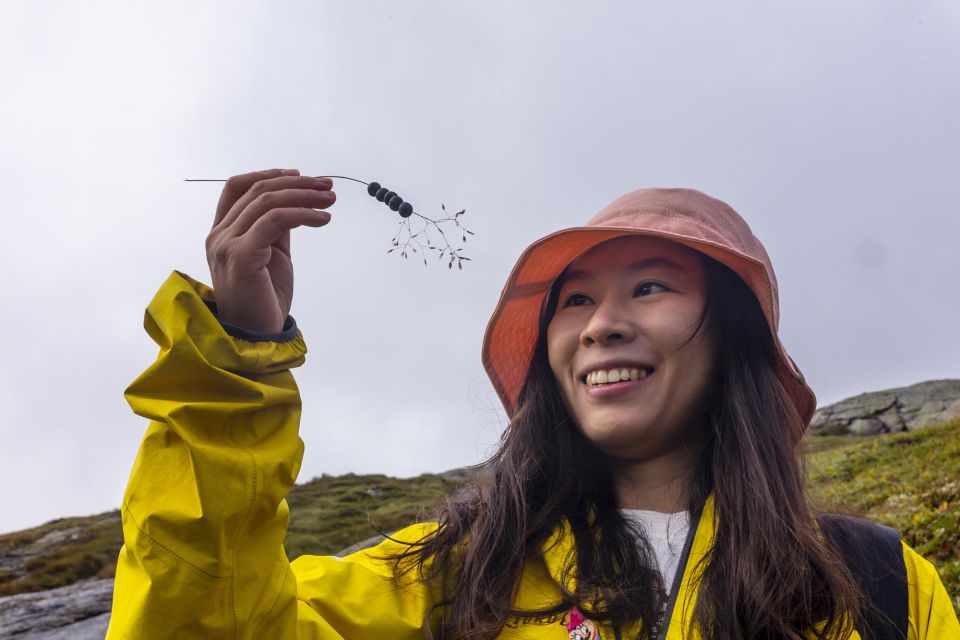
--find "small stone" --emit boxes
[367,181,381,196]
[388,195,402,211]
[849,417,885,436]
[399,202,413,218]
[376,187,389,202]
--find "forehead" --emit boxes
[558,236,703,284]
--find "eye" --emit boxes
[635,282,668,296]
[562,293,592,307]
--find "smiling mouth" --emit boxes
[580,367,655,387]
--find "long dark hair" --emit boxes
[373,249,868,639]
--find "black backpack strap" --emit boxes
[818,514,909,640]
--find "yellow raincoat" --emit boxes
[106,271,960,639]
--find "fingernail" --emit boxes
[281,169,299,175]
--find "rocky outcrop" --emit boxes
[810,379,960,436]
[0,578,112,639]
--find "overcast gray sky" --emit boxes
[1,1,957,534]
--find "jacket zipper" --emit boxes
[655,502,704,640]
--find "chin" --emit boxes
[580,417,653,453]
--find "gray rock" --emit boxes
[19,612,111,639]
[873,403,903,433]
[848,417,885,436]
[0,578,112,638]
[913,396,960,428]
[810,379,960,436]
[335,533,390,557]
[438,467,474,483]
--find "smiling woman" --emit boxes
[546,237,717,510]
[107,176,958,640]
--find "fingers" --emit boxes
[243,207,333,252]
[214,168,299,228]
[217,175,334,233]
[226,187,336,238]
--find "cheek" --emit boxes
[650,302,707,351]
[668,321,716,394]
[696,333,718,384]
[545,323,573,382]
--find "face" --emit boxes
[546,236,716,462]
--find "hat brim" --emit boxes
[481,226,816,431]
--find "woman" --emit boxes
[107,169,958,639]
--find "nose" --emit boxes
[579,296,637,347]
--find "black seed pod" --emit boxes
[384,191,397,204]
[388,195,403,211]
[367,181,381,196]
[399,202,413,218]
[376,187,389,202]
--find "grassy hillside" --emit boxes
[2,420,957,615]
[0,511,122,597]
[0,473,460,597]
[804,419,960,611]
[284,471,464,559]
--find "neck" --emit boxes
[609,445,701,513]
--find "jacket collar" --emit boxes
[537,492,716,637]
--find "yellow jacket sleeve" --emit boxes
[903,541,960,639]
[106,271,438,639]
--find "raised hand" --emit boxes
[205,168,336,334]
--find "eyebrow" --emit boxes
[560,257,688,285]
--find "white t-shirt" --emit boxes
[619,508,691,593]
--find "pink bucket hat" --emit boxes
[481,187,817,431]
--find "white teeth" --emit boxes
[586,367,651,386]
